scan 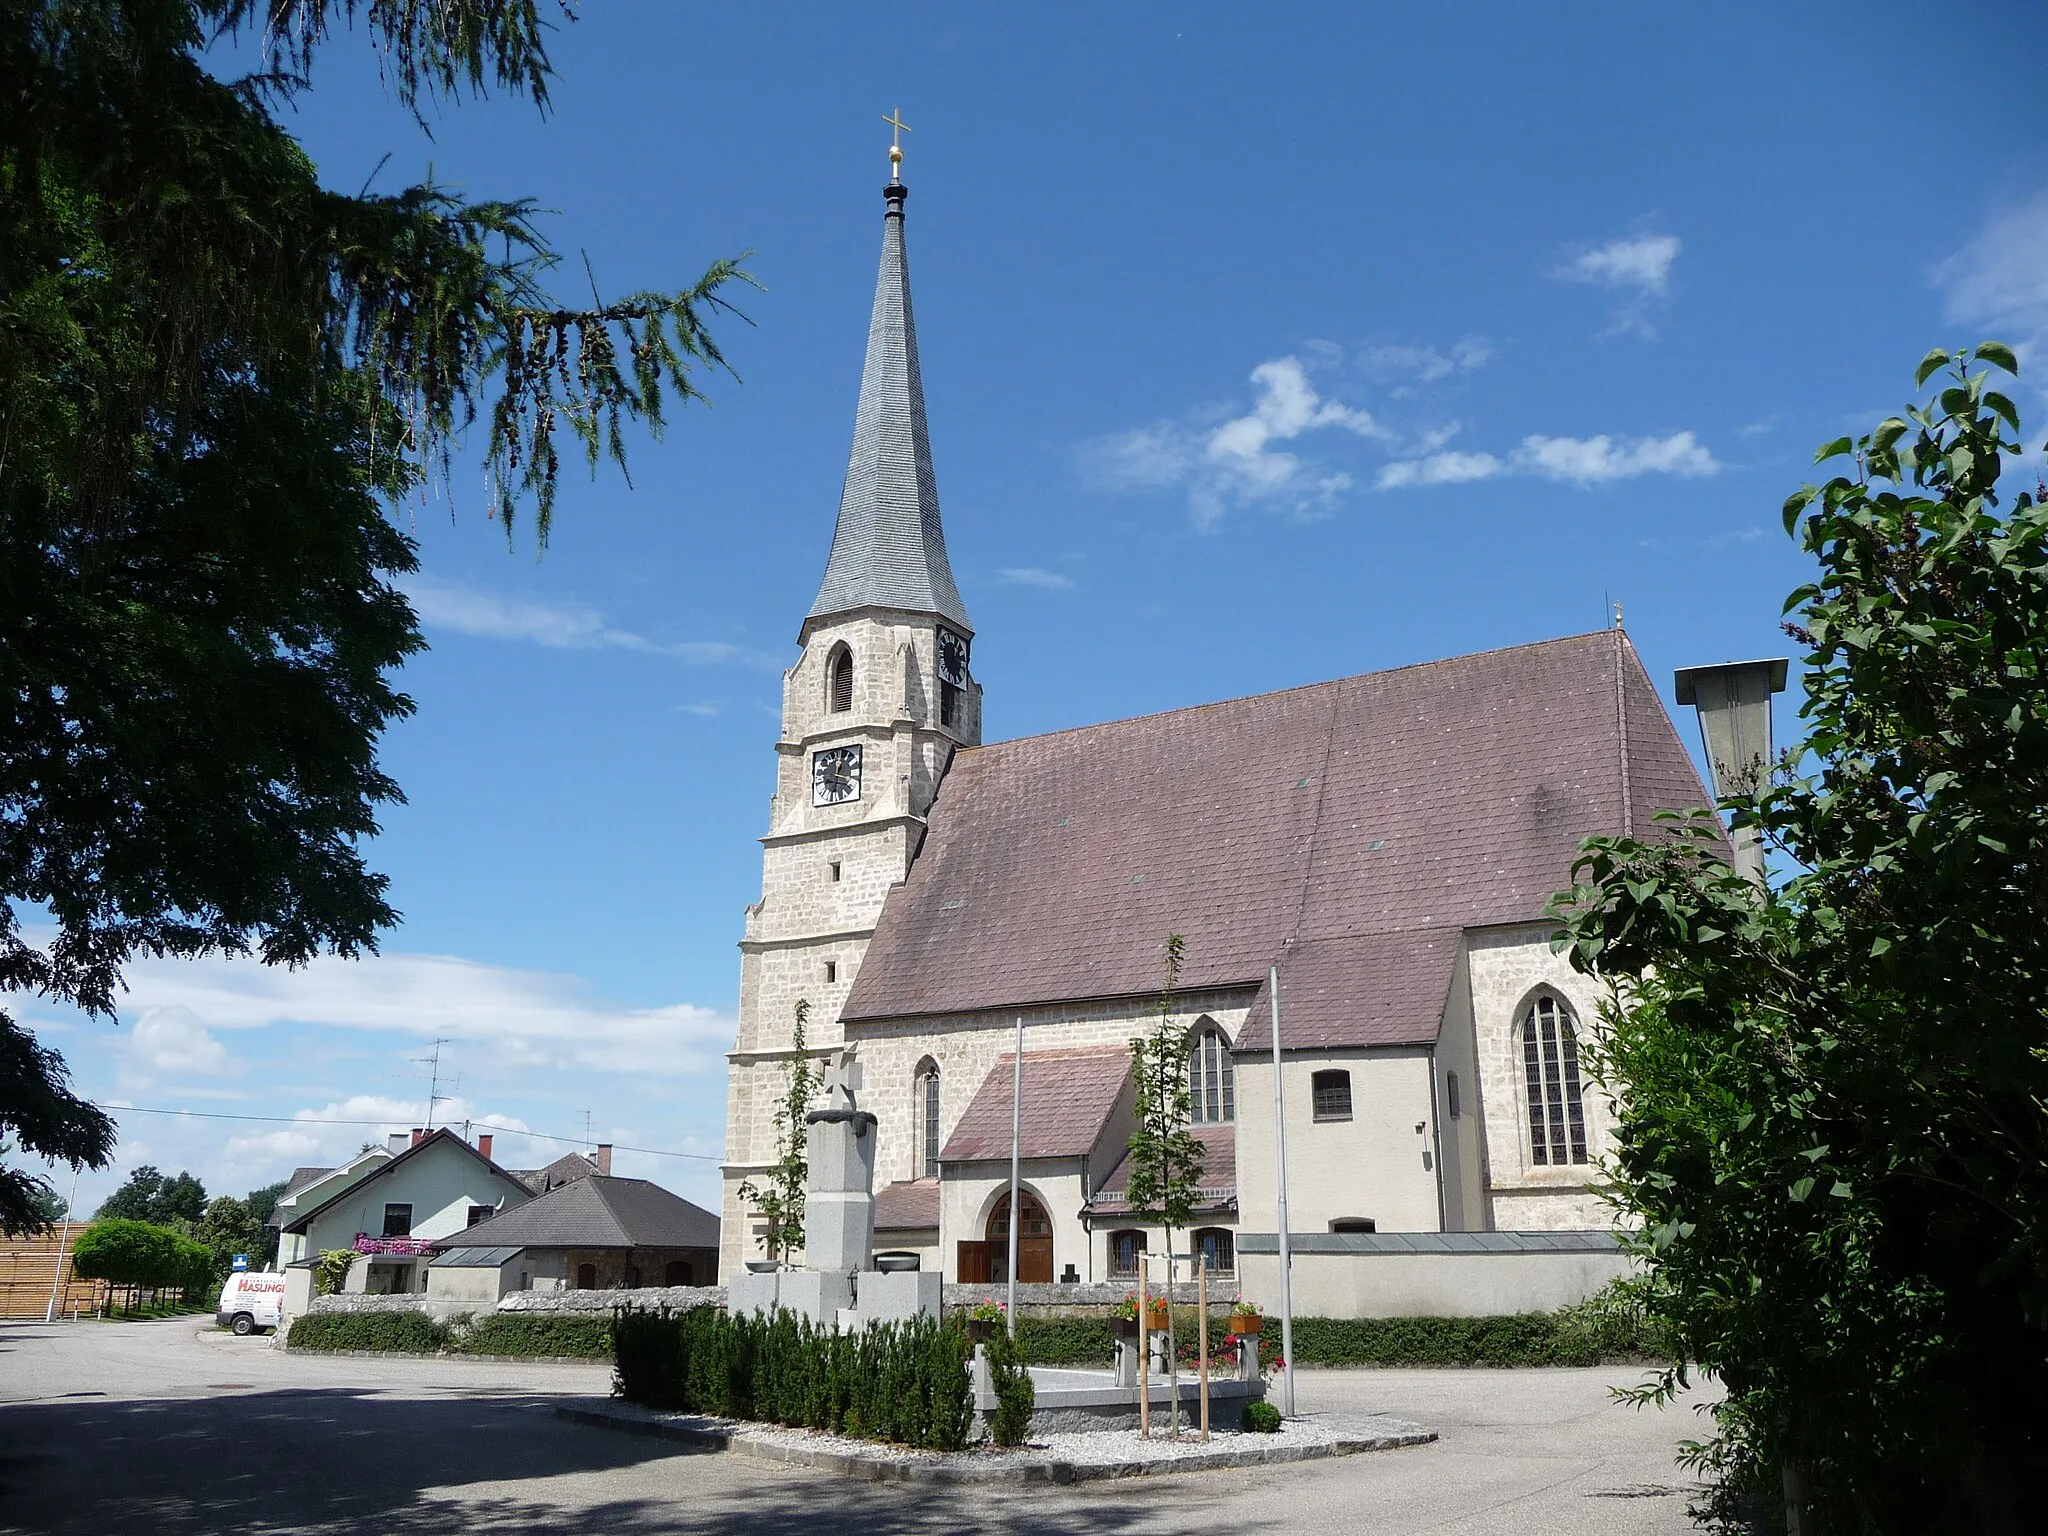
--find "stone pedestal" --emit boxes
[857,1269,941,1326]
[803,1102,877,1275]
[1114,1337,1138,1388]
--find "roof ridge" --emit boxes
[957,630,1621,759]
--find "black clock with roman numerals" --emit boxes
[812,744,863,806]
[936,627,970,688]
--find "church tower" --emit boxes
[720,138,979,1273]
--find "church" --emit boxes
[719,151,1716,1315]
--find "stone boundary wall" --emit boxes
[497,1285,726,1314]
[307,1292,440,1315]
[945,1280,1240,1315]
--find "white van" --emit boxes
[216,1271,287,1335]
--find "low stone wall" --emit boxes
[944,1280,1239,1316]
[1235,1231,1632,1319]
[307,1292,441,1315]
[497,1284,725,1314]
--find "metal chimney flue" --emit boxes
[1673,658,1789,884]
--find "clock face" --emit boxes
[936,627,970,688]
[812,744,863,807]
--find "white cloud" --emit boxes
[1377,431,1719,491]
[111,949,734,1078]
[1708,526,1768,549]
[402,577,754,665]
[128,1006,231,1077]
[1089,356,1386,526]
[672,702,721,716]
[1933,191,2048,369]
[1556,233,1682,295]
[996,568,1073,589]
[1553,233,1682,338]
[1357,338,1495,384]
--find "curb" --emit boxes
[551,1402,1436,1483]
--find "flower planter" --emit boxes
[1228,1313,1262,1336]
[1111,1316,1140,1340]
[965,1318,999,1343]
[1144,1306,1171,1332]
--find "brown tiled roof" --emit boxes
[843,630,1708,1024]
[1233,929,1461,1052]
[443,1176,718,1251]
[874,1178,941,1231]
[1089,1124,1238,1212]
[939,1046,1130,1162]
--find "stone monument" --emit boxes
[726,1050,942,1329]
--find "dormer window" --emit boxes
[827,645,854,713]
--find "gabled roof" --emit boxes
[805,180,970,635]
[441,1175,719,1252]
[280,1129,526,1235]
[280,1165,333,1200]
[843,630,1710,1023]
[874,1178,941,1232]
[1233,929,1462,1052]
[939,1046,1131,1162]
[1088,1124,1238,1213]
[516,1152,600,1195]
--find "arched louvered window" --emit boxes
[1187,1020,1235,1124]
[916,1058,941,1179]
[827,645,854,713]
[1522,994,1589,1165]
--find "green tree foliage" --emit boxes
[984,1325,1036,1446]
[1555,344,2048,1534]
[0,1,748,1233]
[243,1180,286,1266]
[1122,934,1207,1242]
[96,1166,207,1225]
[313,1248,356,1295]
[194,1195,264,1278]
[737,1000,816,1260]
[70,1217,213,1309]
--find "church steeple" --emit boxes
[805,169,970,636]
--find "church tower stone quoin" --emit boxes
[721,155,979,1272]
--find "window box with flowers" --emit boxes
[1227,1297,1264,1336]
[965,1298,1006,1342]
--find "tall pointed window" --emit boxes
[1187,1020,1235,1124]
[826,644,854,713]
[1522,994,1589,1165]
[916,1058,941,1179]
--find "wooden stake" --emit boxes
[1138,1251,1150,1438]
[1198,1252,1211,1441]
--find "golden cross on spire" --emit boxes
[882,107,911,180]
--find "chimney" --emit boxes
[410,1127,425,1146]
[594,1143,613,1176]
[1673,658,1789,885]
[386,1132,408,1155]
[477,1133,493,1161]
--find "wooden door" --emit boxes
[956,1240,992,1284]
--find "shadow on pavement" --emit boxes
[0,1387,1252,1536]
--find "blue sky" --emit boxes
[28,1,2048,1218]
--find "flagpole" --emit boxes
[1006,1013,1023,1336]
[1270,964,1295,1418]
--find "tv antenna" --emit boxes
[414,1038,457,1129]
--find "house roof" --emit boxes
[1233,928,1463,1052]
[939,1046,1131,1163]
[805,180,969,635]
[1088,1124,1238,1214]
[280,1165,333,1200]
[842,630,1709,1024]
[442,1175,719,1252]
[874,1178,941,1232]
[514,1152,600,1195]
[280,1129,526,1235]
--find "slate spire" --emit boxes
[805,179,971,635]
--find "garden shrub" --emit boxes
[287,1311,449,1353]
[458,1312,613,1359]
[1242,1399,1282,1433]
[985,1327,1035,1447]
[612,1305,974,1451]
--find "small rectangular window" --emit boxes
[1446,1071,1462,1120]
[828,860,842,882]
[1311,1069,1353,1121]
[467,1204,494,1227]
[382,1203,413,1238]
[824,960,838,984]
[940,681,961,727]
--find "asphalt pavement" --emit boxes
[0,1317,1710,1534]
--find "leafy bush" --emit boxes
[70,1218,214,1307]
[985,1327,1035,1446]
[313,1249,355,1296]
[612,1305,973,1450]
[1014,1316,1118,1366]
[458,1312,612,1359]
[287,1311,450,1353]
[1242,1399,1282,1433]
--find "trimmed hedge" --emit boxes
[457,1312,613,1359]
[612,1306,974,1450]
[287,1311,450,1353]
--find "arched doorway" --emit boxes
[985,1190,1054,1284]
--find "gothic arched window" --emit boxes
[916,1058,941,1179]
[827,644,854,713]
[1187,1020,1235,1124]
[1522,993,1589,1165]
